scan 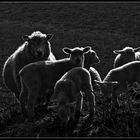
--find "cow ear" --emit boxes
[83,46,91,54]
[134,47,140,52]
[113,50,124,54]
[46,34,53,41]
[22,35,30,41]
[63,48,72,54]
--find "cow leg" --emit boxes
[27,90,38,122]
[19,77,28,119]
[74,92,83,121]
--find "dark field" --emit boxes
[0,1,140,137]
[1,2,140,83]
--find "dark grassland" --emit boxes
[0,2,140,137]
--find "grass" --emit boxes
[0,2,140,137]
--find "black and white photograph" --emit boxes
[0,1,140,138]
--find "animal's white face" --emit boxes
[23,31,53,59]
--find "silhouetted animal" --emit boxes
[95,61,140,107]
[52,67,95,123]
[19,46,91,121]
[2,31,54,99]
[113,46,140,68]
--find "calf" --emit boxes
[95,61,140,107]
[19,46,91,121]
[52,67,95,123]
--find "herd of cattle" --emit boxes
[2,31,140,123]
